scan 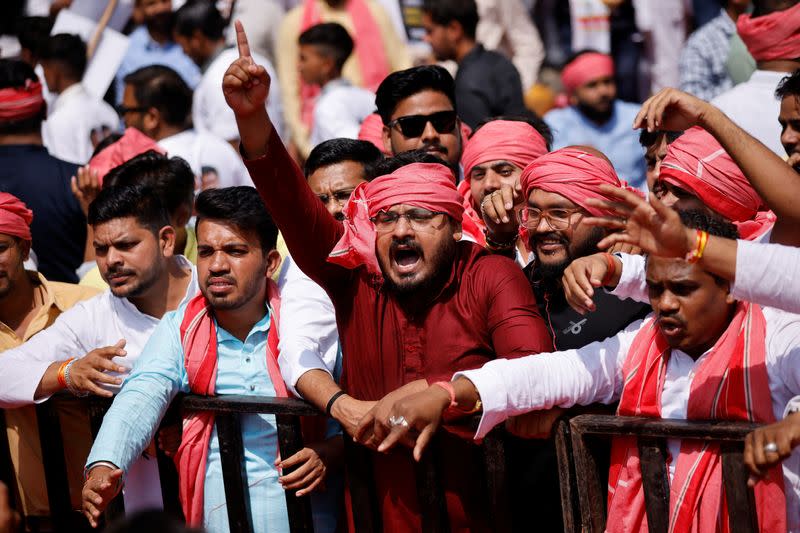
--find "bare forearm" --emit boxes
[452,377,482,412]
[295,370,342,413]
[34,361,65,400]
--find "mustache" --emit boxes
[106,266,135,277]
[390,237,423,255]
[657,313,686,328]
[422,142,448,156]
[205,274,236,285]
[532,232,569,245]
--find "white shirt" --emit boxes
[731,239,800,314]
[192,47,285,143]
[309,78,375,149]
[276,254,339,396]
[712,70,788,157]
[457,308,800,530]
[41,83,119,165]
[158,129,252,189]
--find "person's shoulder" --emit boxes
[466,245,527,279]
[544,106,575,124]
[615,100,642,116]
[48,279,101,309]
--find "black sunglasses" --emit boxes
[387,110,457,138]
[116,104,148,116]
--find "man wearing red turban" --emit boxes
[223,24,553,530]
[0,192,99,520]
[458,117,550,261]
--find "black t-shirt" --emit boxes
[0,144,85,283]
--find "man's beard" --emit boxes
[577,99,613,124]
[382,236,457,298]
[203,273,265,311]
[106,262,162,299]
[532,227,604,285]
[146,11,174,36]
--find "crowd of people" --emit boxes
[1,0,800,532]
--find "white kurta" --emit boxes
[158,129,252,189]
[309,79,375,150]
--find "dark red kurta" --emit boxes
[245,133,553,531]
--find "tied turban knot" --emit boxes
[328,163,464,278]
[737,2,800,62]
[520,148,634,217]
[659,126,772,239]
[561,53,615,96]
[0,192,33,241]
[0,80,44,122]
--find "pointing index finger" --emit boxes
[235,20,251,60]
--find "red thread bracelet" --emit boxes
[431,381,457,408]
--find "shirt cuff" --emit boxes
[453,367,510,440]
[605,253,648,303]
[784,396,800,418]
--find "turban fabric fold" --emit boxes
[561,53,615,95]
[88,128,165,183]
[328,163,464,278]
[520,148,629,217]
[737,3,800,62]
[659,127,772,239]
[461,120,549,179]
[0,193,33,241]
[0,80,44,121]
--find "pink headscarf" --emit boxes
[461,120,549,179]
[659,127,772,239]
[737,2,800,62]
[561,53,615,95]
[328,163,464,278]
[0,80,44,121]
[357,113,391,155]
[520,148,629,216]
[88,128,165,183]
[0,192,33,241]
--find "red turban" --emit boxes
[659,127,768,236]
[561,53,615,95]
[0,193,33,241]
[461,120,549,179]
[328,163,464,278]
[358,113,391,156]
[737,2,800,62]
[520,148,629,216]
[0,80,44,121]
[89,128,165,183]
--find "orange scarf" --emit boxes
[606,303,786,533]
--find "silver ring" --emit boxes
[388,415,409,428]
[764,442,779,454]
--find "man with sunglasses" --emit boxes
[375,65,464,172]
[223,23,552,530]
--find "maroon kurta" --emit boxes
[245,133,553,531]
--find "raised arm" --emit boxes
[635,88,800,245]
[224,21,351,290]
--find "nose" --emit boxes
[391,214,415,239]
[482,170,502,197]
[656,290,680,314]
[106,246,123,267]
[208,250,229,273]
[534,213,554,233]
[420,120,439,143]
[781,125,800,152]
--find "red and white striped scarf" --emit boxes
[606,302,786,533]
[173,280,286,526]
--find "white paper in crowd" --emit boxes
[51,9,130,100]
[68,0,135,33]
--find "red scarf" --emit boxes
[173,281,286,526]
[299,0,390,128]
[606,303,786,533]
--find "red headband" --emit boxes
[561,53,614,95]
[89,128,165,183]
[737,3,800,62]
[461,120,549,179]
[0,80,44,121]
[0,192,33,241]
[328,163,463,278]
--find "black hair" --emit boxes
[375,65,456,124]
[88,184,171,235]
[776,69,800,100]
[174,0,226,41]
[472,115,554,151]
[91,132,124,158]
[304,138,384,179]
[678,210,740,240]
[752,0,800,17]
[0,59,46,134]
[40,34,88,82]
[16,16,53,58]
[123,65,193,126]
[638,129,684,149]
[195,186,278,251]
[422,0,479,40]
[368,149,450,178]
[298,22,355,72]
[104,151,195,216]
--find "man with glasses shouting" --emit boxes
[223,21,552,531]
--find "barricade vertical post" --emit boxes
[275,414,314,533]
[637,438,669,533]
[343,437,381,533]
[481,428,511,533]
[414,434,450,533]
[554,418,579,533]
[569,421,605,533]
[721,442,758,533]
[217,412,253,533]
[0,410,17,506]
[35,401,72,530]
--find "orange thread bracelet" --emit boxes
[685,230,709,264]
[600,253,617,286]
[57,358,74,389]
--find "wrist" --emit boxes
[428,385,453,412]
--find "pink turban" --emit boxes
[0,193,33,241]
[561,53,615,95]
[0,80,44,121]
[358,113,391,156]
[461,120,549,179]
[737,3,800,62]
[328,163,464,278]
[89,128,165,183]
[520,148,628,216]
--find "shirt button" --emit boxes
[250,384,256,391]
[245,357,251,363]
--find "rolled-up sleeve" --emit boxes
[607,253,649,304]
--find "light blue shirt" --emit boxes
[544,100,647,191]
[115,26,202,103]
[87,303,335,533]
